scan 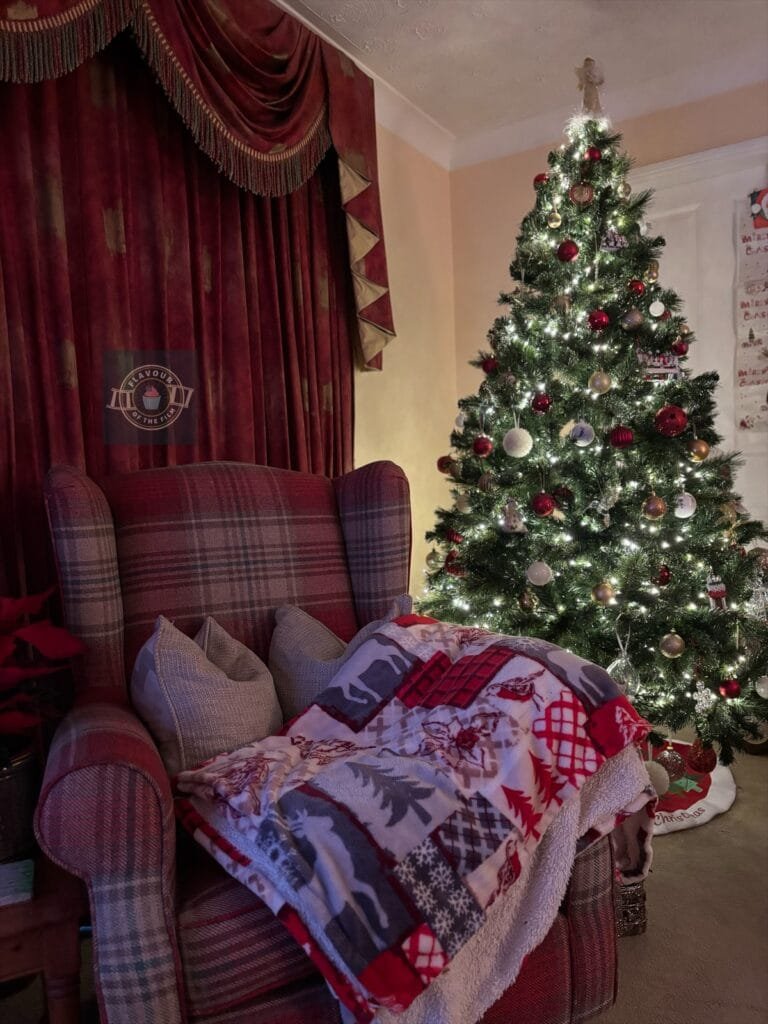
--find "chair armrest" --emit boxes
[35,703,185,1024]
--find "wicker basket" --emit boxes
[617,879,647,936]
[0,748,39,862]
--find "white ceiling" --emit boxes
[278,0,768,167]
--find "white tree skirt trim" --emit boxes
[652,740,736,835]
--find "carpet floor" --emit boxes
[2,750,766,1024]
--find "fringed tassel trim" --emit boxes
[0,0,138,82]
[132,1,332,198]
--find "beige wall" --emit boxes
[354,125,456,596]
[451,82,768,398]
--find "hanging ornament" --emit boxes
[643,259,660,284]
[617,180,632,200]
[531,492,557,517]
[503,426,534,457]
[600,227,628,252]
[628,278,646,296]
[531,392,553,414]
[526,560,554,586]
[588,309,610,332]
[694,682,718,714]
[547,209,562,229]
[660,631,686,658]
[706,572,728,611]
[585,146,602,162]
[425,550,442,571]
[679,323,692,337]
[477,472,496,492]
[518,590,539,612]
[533,172,550,187]
[437,455,457,475]
[653,564,672,587]
[687,438,710,462]
[673,491,697,519]
[591,581,615,605]
[588,370,612,394]
[671,337,689,356]
[444,550,466,577]
[454,412,467,430]
[568,182,594,206]
[609,425,634,449]
[473,435,493,458]
[686,740,717,774]
[552,484,574,507]
[644,761,670,797]
[455,493,471,513]
[654,747,686,782]
[481,357,499,374]
[620,307,645,332]
[642,494,667,520]
[445,528,464,544]
[570,420,596,447]
[607,654,641,697]
[649,299,666,318]
[500,500,528,535]
[754,676,768,699]
[719,679,741,699]
[655,404,688,437]
[557,239,580,262]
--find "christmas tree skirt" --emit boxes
[652,740,736,835]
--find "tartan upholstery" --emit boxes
[198,979,342,1023]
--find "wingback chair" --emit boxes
[35,460,617,1024]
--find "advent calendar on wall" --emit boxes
[735,188,768,433]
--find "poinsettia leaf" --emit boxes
[0,664,61,688]
[14,621,85,659]
[0,587,55,629]
[0,709,41,733]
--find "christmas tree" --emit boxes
[421,61,768,764]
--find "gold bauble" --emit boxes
[660,631,686,659]
[620,307,645,332]
[617,180,632,199]
[588,370,612,394]
[547,210,562,229]
[642,494,668,520]
[518,589,540,612]
[591,581,616,605]
[569,182,594,206]
[643,259,660,284]
[679,323,691,336]
[687,438,710,463]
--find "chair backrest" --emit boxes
[44,461,411,696]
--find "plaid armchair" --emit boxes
[34,460,617,1024]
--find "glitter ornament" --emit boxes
[617,180,632,199]
[673,492,697,519]
[719,679,741,699]
[654,564,672,587]
[500,500,527,534]
[481,357,499,374]
[671,338,689,356]
[568,183,594,206]
[659,631,685,658]
[642,494,668,520]
[687,438,710,462]
[503,427,534,458]
[445,528,464,544]
[477,472,496,492]
[643,259,660,283]
[588,370,612,394]
[649,300,666,318]
[473,435,493,457]
[609,425,634,449]
[655,747,686,782]
[686,740,717,774]
[547,209,562,229]
[531,393,553,414]
[425,550,442,571]
[607,654,641,697]
[533,172,549,187]
[755,676,768,700]
[694,682,718,714]
[628,279,646,296]
[444,550,466,577]
[531,492,557,517]
[655,404,688,437]
[437,455,456,475]
[518,590,539,612]
[620,307,645,331]
[591,581,615,604]
[526,560,554,586]
[557,239,580,262]
[570,420,596,447]
[588,309,610,331]
[645,761,670,796]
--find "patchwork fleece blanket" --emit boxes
[176,616,655,1023]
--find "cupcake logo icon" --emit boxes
[107,363,194,431]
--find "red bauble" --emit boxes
[473,435,493,457]
[653,564,672,587]
[444,549,467,577]
[557,239,579,262]
[585,146,602,162]
[552,485,573,507]
[481,357,499,374]
[531,393,553,414]
[588,309,610,332]
[654,405,688,437]
[531,492,556,517]
[671,338,689,356]
[533,172,550,187]
[719,679,741,699]
[609,425,634,449]
[437,455,455,474]
[686,739,717,774]
[445,528,464,544]
[628,279,646,296]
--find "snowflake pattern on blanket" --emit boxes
[176,615,650,1022]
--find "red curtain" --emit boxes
[0,35,357,594]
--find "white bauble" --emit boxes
[455,494,471,513]
[526,560,554,586]
[649,300,666,318]
[502,427,533,458]
[755,675,768,700]
[455,412,466,430]
[644,760,670,797]
[674,492,697,519]
[570,420,596,447]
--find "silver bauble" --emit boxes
[570,420,596,447]
[673,492,697,519]
[526,560,554,586]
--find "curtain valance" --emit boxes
[0,0,394,365]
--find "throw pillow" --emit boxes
[268,595,412,720]
[131,615,282,774]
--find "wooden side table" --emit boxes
[0,856,88,1024]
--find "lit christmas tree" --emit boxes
[421,61,768,764]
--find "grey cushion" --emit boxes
[268,596,412,720]
[131,615,283,774]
